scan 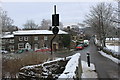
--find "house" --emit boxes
[1,34,14,52]
[1,30,68,53]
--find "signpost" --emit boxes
[51,5,59,55]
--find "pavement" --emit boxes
[54,38,120,80]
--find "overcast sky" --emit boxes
[2,2,117,28]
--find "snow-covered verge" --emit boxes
[106,45,119,53]
[58,53,81,79]
[81,61,98,78]
[103,47,120,59]
[98,51,120,64]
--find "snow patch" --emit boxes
[106,45,120,53]
[58,53,80,78]
[98,51,120,64]
[81,61,98,78]
[1,34,14,38]
[13,30,67,35]
[20,57,71,70]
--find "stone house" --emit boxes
[1,30,67,52]
[1,34,14,52]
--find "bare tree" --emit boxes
[0,8,14,32]
[84,3,117,47]
[40,19,63,30]
[23,20,38,30]
[40,19,51,30]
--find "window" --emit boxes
[2,46,5,50]
[44,36,47,40]
[34,44,38,50]
[9,45,14,51]
[72,36,76,40]
[34,36,38,41]
[10,39,14,43]
[2,39,5,44]
[18,43,24,49]
[19,37,23,41]
[24,37,28,41]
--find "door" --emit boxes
[25,43,31,50]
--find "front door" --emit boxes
[25,43,31,50]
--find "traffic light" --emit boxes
[52,14,59,26]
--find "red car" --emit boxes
[76,44,84,50]
[35,47,51,52]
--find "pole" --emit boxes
[54,5,56,14]
[87,53,90,67]
[51,35,56,55]
[51,5,57,55]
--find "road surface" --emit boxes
[55,38,120,79]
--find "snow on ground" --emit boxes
[106,38,119,41]
[98,51,120,64]
[20,56,72,70]
[106,45,119,53]
[81,61,98,78]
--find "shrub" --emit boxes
[2,52,52,78]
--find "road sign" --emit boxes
[52,26,59,34]
[52,14,59,26]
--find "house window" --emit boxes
[24,37,28,41]
[74,36,77,40]
[44,36,47,40]
[10,39,14,43]
[19,37,23,41]
[2,39,5,44]
[72,36,76,40]
[2,46,5,50]
[34,36,38,41]
[18,43,24,49]
[9,45,14,51]
[34,44,39,50]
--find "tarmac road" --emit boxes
[55,38,120,79]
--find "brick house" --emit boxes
[1,30,67,52]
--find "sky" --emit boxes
[1,1,118,28]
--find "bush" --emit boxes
[2,52,52,78]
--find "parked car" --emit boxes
[83,40,89,47]
[76,44,84,50]
[0,50,8,54]
[35,47,51,52]
[15,49,33,54]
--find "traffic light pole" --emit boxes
[51,34,56,55]
[51,5,59,55]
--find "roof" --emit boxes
[1,34,14,39]
[13,30,68,35]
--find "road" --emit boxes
[55,38,120,79]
